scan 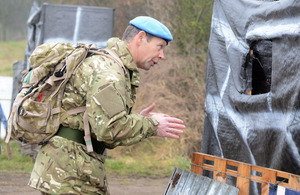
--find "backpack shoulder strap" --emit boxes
[89,48,127,75]
[60,47,125,153]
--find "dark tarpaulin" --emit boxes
[201,0,300,193]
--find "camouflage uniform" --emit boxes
[29,38,159,194]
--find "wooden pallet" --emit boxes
[191,152,300,195]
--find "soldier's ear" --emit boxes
[137,31,146,46]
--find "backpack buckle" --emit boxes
[54,65,66,77]
[18,106,24,116]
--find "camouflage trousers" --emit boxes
[28,136,109,194]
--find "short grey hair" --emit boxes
[122,24,154,42]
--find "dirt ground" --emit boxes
[0,172,170,195]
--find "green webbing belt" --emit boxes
[56,126,105,155]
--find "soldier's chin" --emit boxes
[143,62,152,70]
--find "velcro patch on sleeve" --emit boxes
[93,84,125,118]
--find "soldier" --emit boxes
[28,16,185,194]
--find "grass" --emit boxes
[0,139,34,173]
[0,139,191,177]
[0,41,27,76]
[106,155,190,177]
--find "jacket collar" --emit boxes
[107,38,140,87]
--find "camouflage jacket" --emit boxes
[29,38,158,194]
[62,37,158,147]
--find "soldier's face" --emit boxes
[136,36,166,70]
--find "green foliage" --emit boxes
[171,0,213,55]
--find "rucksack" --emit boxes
[5,42,124,153]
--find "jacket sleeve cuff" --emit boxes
[144,116,159,137]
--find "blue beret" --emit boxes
[129,16,173,43]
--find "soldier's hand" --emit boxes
[152,114,185,139]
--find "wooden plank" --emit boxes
[276,171,290,188]
[289,174,300,191]
[192,153,300,194]
[276,170,290,179]
[261,169,276,195]
[213,158,227,183]
[203,164,215,171]
[227,169,238,176]
[236,163,251,195]
[251,166,264,175]
[191,152,203,175]
[202,154,215,162]
[227,160,239,167]
[250,175,264,184]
